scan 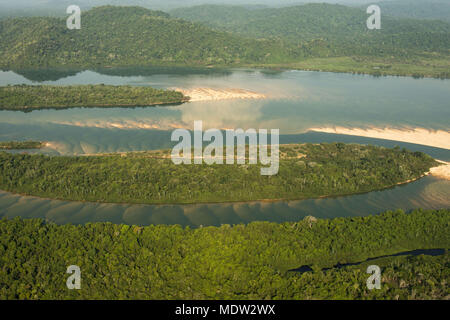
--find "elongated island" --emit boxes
[0,143,439,204]
[0,85,188,111]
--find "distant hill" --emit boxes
[0,6,307,68]
[374,0,450,22]
[0,4,449,77]
[170,3,450,53]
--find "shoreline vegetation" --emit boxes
[0,141,45,150]
[0,143,438,205]
[0,85,187,111]
[247,55,450,80]
[0,209,448,299]
[2,56,449,82]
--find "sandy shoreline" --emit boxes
[429,160,450,181]
[309,126,450,150]
[174,87,266,102]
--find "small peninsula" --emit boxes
[0,85,187,111]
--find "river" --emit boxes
[0,67,449,226]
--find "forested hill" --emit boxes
[1,4,449,74]
[0,6,303,69]
[170,3,450,54]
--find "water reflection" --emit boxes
[0,68,449,227]
[1,123,450,159]
[0,176,448,227]
[1,69,449,133]
[3,66,233,83]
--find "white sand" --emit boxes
[309,126,450,150]
[429,160,450,180]
[175,88,266,102]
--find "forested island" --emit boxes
[0,209,448,299]
[0,5,449,78]
[0,143,438,204]
[0,141,45,150]
[0,85,187,111]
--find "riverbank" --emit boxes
[309,126,450,150]
[251,55,450,79]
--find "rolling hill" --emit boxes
[0,6,305,68]
[0,4,449,78]
[170,3,450,52]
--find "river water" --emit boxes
[0,68,449,226]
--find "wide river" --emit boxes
[0,68,449,226]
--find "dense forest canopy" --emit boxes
[0,143,438,204]
[0,6,303,68]
[0,209,448,299]
[0,5,449,78]
[169,3,450,78]
[0,85,186,111]
[170,3,450,51]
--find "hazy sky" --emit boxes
[0,0,391,9]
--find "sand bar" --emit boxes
[429,160,450,181]
[175,88,266,102]
[309,126,450,150]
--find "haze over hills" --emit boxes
[170,3,450,40]
[0,4,449,78]
[4,1,447,19]
[373,0,450,22]
[170,3,450,55]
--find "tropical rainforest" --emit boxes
[0,209,448,299]
[0,85,186,111]
[0,4,449,78]
[0,6,299,68]
[170,3,450,78]
[0,143,438,204]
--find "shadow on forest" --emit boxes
[290,248,447,274]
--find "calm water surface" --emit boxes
[0,68,449,226]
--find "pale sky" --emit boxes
[0,0,393,9]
